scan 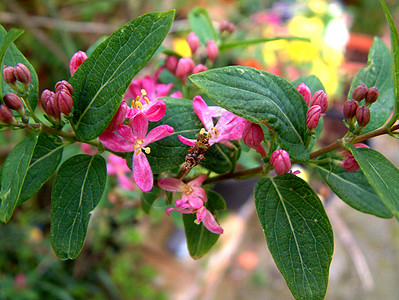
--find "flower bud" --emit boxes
[356,105,370,127]
[339,155,360,172]
[70,50,88,76]
[219,20,235,33]
[242,122,266,156]
[352,84,368,102]
[310,90,328,113]
[343,99,359,120]
[187,32,200,56]
[55,80,73,94]
[3,93,24,114]
[54,89,73,116]
[106,100,128,131]
[14,63,31,85]
[175,57,195,82]
[193,64,208,74]
[3,66,16,85]
[365,87,379,105]
[0,104,16,124]
[40,89,60,119]
[165,55,178,74]
[206,40,219,63]
[270,150,291,175]
[306,105,322,130]
[296,83,311,106]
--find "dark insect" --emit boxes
[181,129,210,172]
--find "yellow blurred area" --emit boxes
[172,38,192,57]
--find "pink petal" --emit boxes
[133,151,153,192]
[158,177,183,192]
[202,209,224,234]
[116,125,136,144]
[106,100,128,131]
[170,91,182,98]
[189,174,207,187]
[178,135,196,146]
[192,186,207,202]
[196,206,206,222]
[130,112,148,140]
[208,106,225,117]
[193,96,214,131]
[187,194,204,210]
[154,83,174,98]
[99,131,135,152]
[142,125,174,147]
[142,100,166,122]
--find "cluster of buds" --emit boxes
[40,80,73,123]
[344,84,379,131]
[219,20,236,34]
[297,83,328,131]
[2,63,31,94]
[165,55,207,83]
[0,93,28,124]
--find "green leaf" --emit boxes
[291,75,325,94]
[18,132,64,205]
[50,154,107,260]
[70,10,175,141]
[316,162,392,218]
[0,134,38,222]
[200,141,240,174]
[380,0,399,118]
[141,187,160,214]
[190,66,310,161]
[188,7,218,45]
[254,174,334,300]
[349,145,399,220]
[0,26,39,110]
[220,37,309,52]
[183,189,226,259]
[347,37,394,132]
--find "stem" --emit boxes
[22,95,40,123]
[204,166,263,184]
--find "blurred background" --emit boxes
[1,0,399,299]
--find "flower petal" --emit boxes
[106,100,128,131]
[117,125,136,143]
[130,112,148,140]
[187,194,204,210]
[99,131,135,152]
[178,135,196,146]
[158,177,183,192]
[189,174,207,187]
[193,95,214,131]
[142,125,174,147]
[202,209,224,234]
[142,100,166,122]
[133,151,153,192]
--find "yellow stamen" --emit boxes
[134,101,143,109]
[134,149,141,155]
[200,128,206,135]
[144,96,150,105]
[141,89,147,96]
[134,144,141,149]
[144,147,151,154]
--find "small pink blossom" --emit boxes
[178,96,247,147]
[187,32,200,56]
[339,143,369,172]
[99,112,174,192]
[242,122,266,156]
[175,57,195,82]
[306,105,322,130]
[270,150,291,175]
[297,83,311,106]
[206,40,219,62]
[70,51,88,76]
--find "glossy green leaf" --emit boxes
[380,0,399,118]
[141,186,160,214]
[18,132,64,205]
[347,37,394,132]
[316,162,392,218]
[0,28,24,67]
[349,145,399,220]
[220,37,309,51]
[70,10,175,141]
[183,189,226,259]
[0,26,39,110]
[200,141,240,174]
[190,66,310,161]
[0,134,38,222]
[255,174,334,300]
[50,154,107,260]
[188,7,218,45]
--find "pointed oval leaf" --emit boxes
[255,174,334,300]
[316,162,392,218]
[70,10,175,141]
[347,37,394,132]
[190,66,309,161]
[50,154,107,260]
[0,26,39,110]
[18,132,64,205]
[349,145,399,220]
[0,133,38,222]
[188,7,218,45]
[183,189,226,259]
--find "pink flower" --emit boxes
[99,112,174,192]
[70,51,88,76]
[178,96,247,147]
[107,154,136,191]
[242,122,266,156]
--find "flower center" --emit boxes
[180,184,193,195]
[133,139,151,155]
[132,89,150,109]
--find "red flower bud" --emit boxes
[0,104,16,124]
[343,99,359,120]
[3,66,16,85]
[352,84,368,102]
[206,40,219,63]
[106,100,128,131]
[365,87,379,105]
[310,90,328,113]
[175,57,195,82]
[219,20,235,33]
[193,64,207,74]
[242,122,266,156]
[306,105,322,130]
[3,93,24,114]
[187,32,200,56]
[54,89,73,116]
[70,50,88,76]
[270,150,291,175]
[296,83,311,106]
[165,55,179,74]
[14,63,31,85]
[356,105,370,127]
[55,80,73,94]
[339,155,360,172]
[40,89,60,119]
